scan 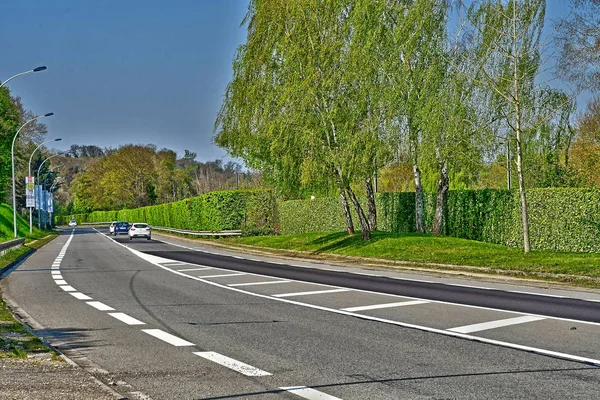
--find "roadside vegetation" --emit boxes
[224,231,600,286]
[0,297,58,360]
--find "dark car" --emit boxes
[113,222,130,235]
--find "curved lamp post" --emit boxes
[28,138,62,233]
[12,113,54,237]
[0,66,47,88]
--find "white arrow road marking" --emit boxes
[193,352,272,376]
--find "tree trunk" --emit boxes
[432,161,449,236]
[338,185,354,235]
[346,185,371,240]
[512,2,531,253]
[413,164,424,233]
[365,177,377,231]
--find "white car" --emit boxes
[68,218,77,227]
[109,221,118,234]
[129,223,151,240]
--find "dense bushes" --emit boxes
[55,190,277,234]
[280,189,600,252]
[57,188,600,252]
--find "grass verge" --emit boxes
[220,231,600,287]
[1,233,57,271]
[0,297,59,360]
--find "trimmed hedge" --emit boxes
[55,190,277,234]
[280,188,600,253]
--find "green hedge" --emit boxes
[55,190,277,234]
[280,189,600,253]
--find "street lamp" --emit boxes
[0,66,47,88]
[28,138,62,233]
[11,113,54,237]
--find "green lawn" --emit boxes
[224,231,600,284]
[0,203,47,241]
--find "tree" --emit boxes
[557,0,600,91]
[216,0,397,240]
[470,0,567,252]
[569,96,600,187]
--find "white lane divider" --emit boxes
[54,279,68,285]
[86,301,115,311]
[108,313,146,325]
[60,285,76,292]
[229,280,292,287]
[200,272,246,279]
[142,329,195,346]
[281,386,343,400]
[177,267,213,272]
[193,352,272,376]
[70,292,93,300]
[448,315,546,334]
[341,300,429,312]
[273,288,351,298]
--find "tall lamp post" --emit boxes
[0,66,47,88]
[12,113,54,237]
[28,138,62,233]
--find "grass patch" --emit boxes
[223,231,600,285]
[0,297,58,359]
[0,203,48,241]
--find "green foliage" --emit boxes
[57,190,276,235]
[279,188,600,253]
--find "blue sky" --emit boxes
[0,1,581,164]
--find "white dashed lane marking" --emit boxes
[86,301,115,311]
[228,280,292,287]
[60,285,76,292]
[142,329,195,347]
[281,386,343,400]
[273,288,351,298]
[448,315,546,334]
[70,292,93,300]
[341,300,429,312]
[108,313,146,325]
[54,279,67,285]
[193,351,272,376]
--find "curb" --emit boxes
[0,247,35,278]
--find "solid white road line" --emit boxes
[177,267,214,272]
[70,292,93,300]
[448,315,546,334]
[199,273,246,279]
[273,288,351,298]
[86,301,115,311]
[142,329,195,347]
[54,279,68,285]
[228,280,292,287]
[193,351,272,376]
[281,386,343,400]
[341,300,429,312]
[60,285,76,292]
[108,312,145,325]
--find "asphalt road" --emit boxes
[2,227,600,399]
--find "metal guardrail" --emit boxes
[80,222,242,237]
[0,238,25,256]
[150,226,242,237]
